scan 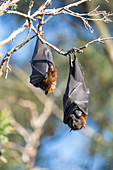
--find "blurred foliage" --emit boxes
[9,4,18,11]
[0,110,14,163]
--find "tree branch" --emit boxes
[0,0,113,79]
[0,21,28,48]
[65,37,113,55]
[5,10,36,21]
[0,33,37,78]
[35,26,113,56]
[10,116,30,143]
[86,1,113,64]
[28,0,35,16]
[61,0,91,9]
[32,0,90,18]
[0,0,20,16]
[1,0,112,48]
[22,98,53,169]
[38,0,52,11]
[38,33,66,55]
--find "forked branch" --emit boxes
[0,0,113,78]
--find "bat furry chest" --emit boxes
[39,63,57,94]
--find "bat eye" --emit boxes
[75,110,82,118]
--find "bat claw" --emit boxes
[70,129,73,132]
[45,91,48,95]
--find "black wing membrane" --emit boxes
[63,50,90,130]
[30,34,55,88]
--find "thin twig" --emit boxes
[0,0,20,16]
[18,99,39,129]
[62,9,94,33]
[5,10,36,21]
[38,33,66,55]
[38,0,52,12]
[4,141,24,153]
[32,0,90,18]
[31,19,66,55]
[42,15,54,24]
[5,58,11,79]
[65,36,113,55]
[0,33,37,78]
[10,116,30,143]
[0,0,113,79]
[36,31,113,56]
[22,98,53,169]
[32,4,113,34]
[28,0,35,16]
[25,0,35,43]
[24,20,32,42]
[1,0,112,48]
[61,0,91,9]
[0,0,52,48]
[11,66,63,121]
[79,36,113,49]
[0,21,28,47]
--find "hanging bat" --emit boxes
[30,34,57,95]
[63,50,90,131]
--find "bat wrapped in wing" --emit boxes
[63,50,90,131]
[30,34,57,95]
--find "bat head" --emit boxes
[64,103,87,131]
[68,112,87,131]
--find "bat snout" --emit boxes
[68,114,83,131]
[67,112,87,131]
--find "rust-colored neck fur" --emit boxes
[41,63,57,94]
[80,114,87,128]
